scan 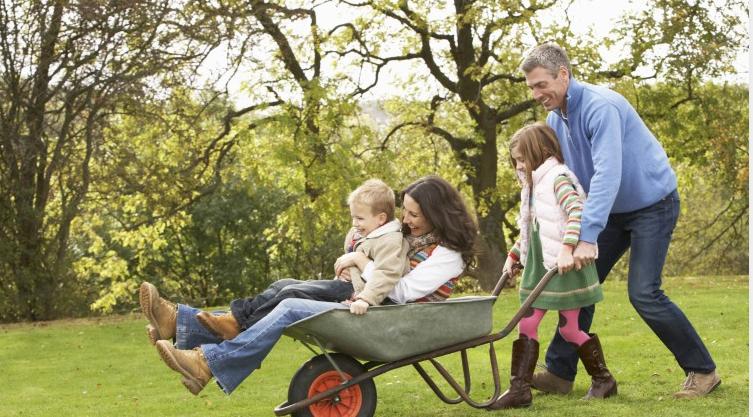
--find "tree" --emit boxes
[0,1,209,320]
[627,81,748,275]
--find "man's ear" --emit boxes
[558,65,570,80]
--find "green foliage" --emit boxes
[614,81,748,276]
[613,0,747,82]
[0,0,205,321]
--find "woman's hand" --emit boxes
[557,245,575,275]
[349,299,370,315]
[334,252,370,277]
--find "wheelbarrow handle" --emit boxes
[490,271,511,298]
[490,262,523,298]
[497,267,558,338]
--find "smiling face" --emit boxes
[350,203,387,236]
[401,194,433,237]
[525,66,570,112]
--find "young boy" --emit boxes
[193,179,410,340]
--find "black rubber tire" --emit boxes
[288,353,377,417]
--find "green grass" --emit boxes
[1,276,748,417]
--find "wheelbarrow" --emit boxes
[274,267,559,417]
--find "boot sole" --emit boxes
[584,382,618,399]
[486,402,532,410]
[140,282,173,342]
[146,325,159,346]
[139,283,160,339]
[155,341,205,395]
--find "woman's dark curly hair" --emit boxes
[400,175,478,266]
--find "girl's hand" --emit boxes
[503,255,522,278]
[349,299,370,315]
[557,245,575,275]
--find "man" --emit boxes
[519,44,719,398]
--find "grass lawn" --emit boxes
[1,276,748,417]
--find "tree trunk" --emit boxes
[467,111,508,291]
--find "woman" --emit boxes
[141,175,477,395]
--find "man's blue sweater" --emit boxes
[546,77,677,243]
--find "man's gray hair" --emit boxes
[520,44,571,77]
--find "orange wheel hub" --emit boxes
[307,370,363,417]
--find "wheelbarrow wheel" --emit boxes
[288,353,377,417]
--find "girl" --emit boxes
[489,123,616,410]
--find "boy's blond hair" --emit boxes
[347,179,396,219]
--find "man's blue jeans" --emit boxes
[544,190,716,380]
[175,299,346,394]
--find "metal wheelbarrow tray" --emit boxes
[274,268,559,417]
[282,295,496,363]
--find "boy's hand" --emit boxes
[336,268,352,281]
[557,245,575,275]
[334,252,368,277]
[334,252,358,276]
[349,299,370,315]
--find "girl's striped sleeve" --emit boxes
[553,174,584,247]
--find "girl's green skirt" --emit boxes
[520,221,603,310]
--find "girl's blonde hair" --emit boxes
[508,122,563,185]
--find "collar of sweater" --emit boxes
[554,76,584,119]
[532,157,562,186]
[363,219,402,239]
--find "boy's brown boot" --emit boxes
[577,334,617,399]
[487,336,539,409]
[156,340,212,395]
[139,282,177,344]
[196,311,241,340]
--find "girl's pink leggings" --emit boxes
[518,307,590,346]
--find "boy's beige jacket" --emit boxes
[343,219,410,306]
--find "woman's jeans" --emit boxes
[175,299,347,394]
[543,190,716,380]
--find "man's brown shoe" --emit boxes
[674,371,721,398]
[196,311,240,340]
[140,282,177,344]
[155,340,212,395]
[531,367,573,394]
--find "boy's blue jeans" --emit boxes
[230,278,354,330]
[175,299,346,394]
[543,190,716,380]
